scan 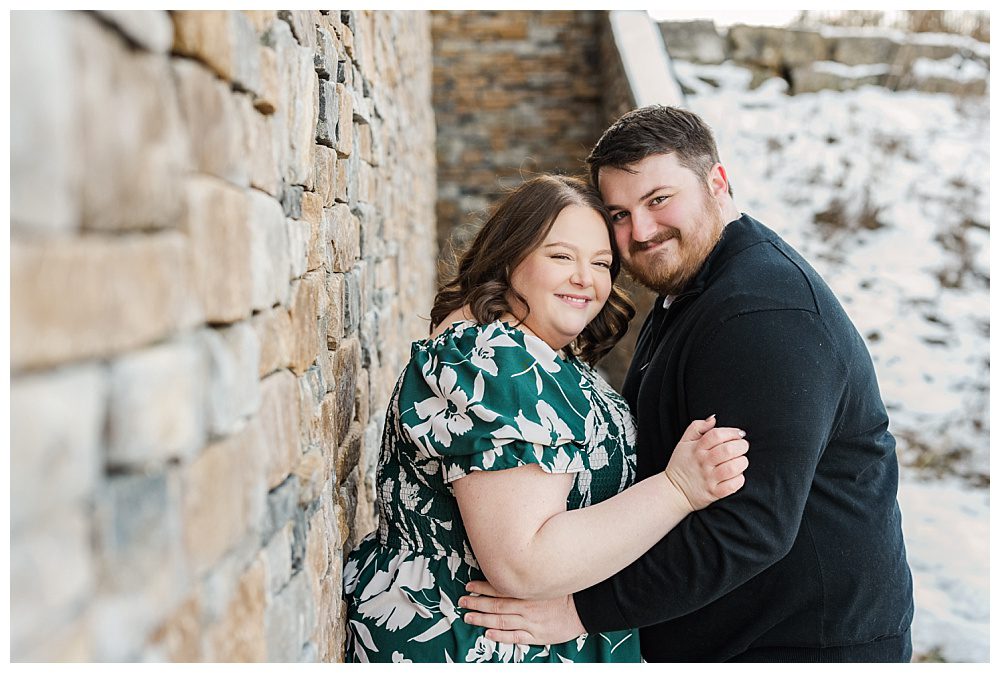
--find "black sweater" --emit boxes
[575,215,914,662]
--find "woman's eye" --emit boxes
[594,261,612,269]
[651,195,668,206]
[551,254,571,261]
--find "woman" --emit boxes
[343,175,748,663]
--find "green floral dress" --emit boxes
[343,320,640,663]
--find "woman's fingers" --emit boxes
[714,473,746,498]
[713,455,749,481]
[678,415,717,442]
[706,437,749,465]
[697,427,746,453]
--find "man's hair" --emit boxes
[586,105,733,197]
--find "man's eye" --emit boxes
[610,211,628,223]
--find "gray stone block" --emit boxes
[265,571,315,662]
[659,20,727,64]
[10,364,106,530]
[203,322,261,439]
[248,189,291,311]
[95,10,174,53]
[10,11,80,235]
[106,337,207,468]
[263,475,301,543]
[316,79,337,147]
[10,507,94,657]
[264,521,294,595]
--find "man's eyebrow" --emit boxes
[605,185,674,210]
[544,242,614,256]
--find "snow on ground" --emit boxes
[671,58,990,662]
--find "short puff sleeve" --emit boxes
[397,321,593,483]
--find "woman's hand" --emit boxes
[663,416,748,512]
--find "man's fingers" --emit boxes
[484,629,535,645]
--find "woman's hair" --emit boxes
[432,174,635,365]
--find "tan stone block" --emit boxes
[314,145,338,207]
[243,10,276,35]
[357,159,378,204]
[287,216,311,281]
[326,273,345,348]
[253,307,292,377]
[287,271,327,375]
[74,16,188,231]
[244,99,281,197]
[301,191,326,272]
[333,340,362,446]
[327,204,360,273]
[172,10,260,93]
[357,122,376,166]
[172,11,230,75]
[334,156,350,203]
[172,58,247,186]
[304,508,330,643]
[296,451,326,506]
[182,422,265,576]
[205,555,267,662]
[180,175,253,324]
[355,368,370,428]
[255,45,279,115]
[334,82,353,157]
[11,233,198,371]
[148,593,203,663]
[259,369,302,490]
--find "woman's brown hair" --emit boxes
[431,175,635,365]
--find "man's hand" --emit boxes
[458,581,586,645]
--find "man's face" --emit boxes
[599,153,726,296]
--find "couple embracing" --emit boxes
[343,105,914,663]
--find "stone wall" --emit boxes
[431,10,607,256]
[659,20,989,96]
[10,9,436,662]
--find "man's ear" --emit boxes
[707,163,730,198]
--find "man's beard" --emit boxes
[624,196,726,296]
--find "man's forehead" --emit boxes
[598,154,687,200]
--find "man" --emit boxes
[460,105,914,662]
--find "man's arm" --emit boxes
[575,308,845,631]
[462,309,846,641]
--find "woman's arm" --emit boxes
[452,417,748,600]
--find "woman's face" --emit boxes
[508,204,614,351]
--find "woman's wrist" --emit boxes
[662,467,696,514]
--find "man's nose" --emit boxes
[630,209,658,243]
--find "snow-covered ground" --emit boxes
[670,56,989,662]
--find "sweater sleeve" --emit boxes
[574,308,847,632]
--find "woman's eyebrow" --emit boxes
[544,242,613,256]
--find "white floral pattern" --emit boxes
[344,321,639,662]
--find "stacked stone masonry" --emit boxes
[659,20,990,96]
[11,9,436,662]
[432,10,611,257]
